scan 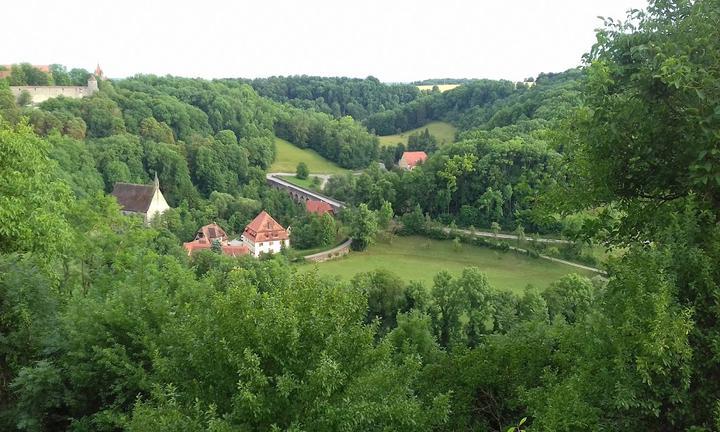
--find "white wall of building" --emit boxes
[242,237,290,257]
[145,188,170,224]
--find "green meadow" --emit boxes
[305,235,594,294]
[377,121,457,148]
[270,137,349,174]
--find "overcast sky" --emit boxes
[4,0,648,82]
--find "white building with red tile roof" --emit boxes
[398,151,428,170]
[241,211,290,257]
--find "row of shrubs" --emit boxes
[397,214,599,265]
[397,219,515,253]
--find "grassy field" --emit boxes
[278,175,319,190]
[304,235,593,294]
[378,121,458,147]
[417,84,461,92]
[270,137,348,175]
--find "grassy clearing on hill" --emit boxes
[304,235,593,294]
[417,84,461,92]
[377,121,457,147]
[270,137,349,174]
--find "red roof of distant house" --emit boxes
[243,211,289,242]
[1,64,50,73]
[183,223,250,256]
[306,200,334,216]
[400,151,428,168]
[183,241,250,257]
[194,223,227,242]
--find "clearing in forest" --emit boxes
[378,121,457,148]
[307,235,593,293]
[270,137,349,175]
[416,84,461,92]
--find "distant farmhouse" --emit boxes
[398,151,428,170]
[110,175,171,224]
[3,64,104,105]
[183,223,250,257]
[241,211,290,257]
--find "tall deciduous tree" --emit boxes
[350,204,378,251]
[296,161,309,179]
[0,121,72,258]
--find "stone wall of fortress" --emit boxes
[10,81,98,104]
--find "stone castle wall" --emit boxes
[10,80,98,104]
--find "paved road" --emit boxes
[303,238,352,262]
[448,228,604,274]
[445,227,571,244]
[508,245,606,274]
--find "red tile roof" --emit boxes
[306,200,334,216]
[194,223,227,242]
[221,244,250,256]
[243,211,289,242]
[183,241,250,257]
[400,151,428,168]
[183,223,250,256]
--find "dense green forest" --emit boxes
[2,0,720,430]
[240,76,420,121]
[328,70,582,234]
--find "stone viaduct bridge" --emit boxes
[266,173,346,212]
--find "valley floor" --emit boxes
[304,235,593,293]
